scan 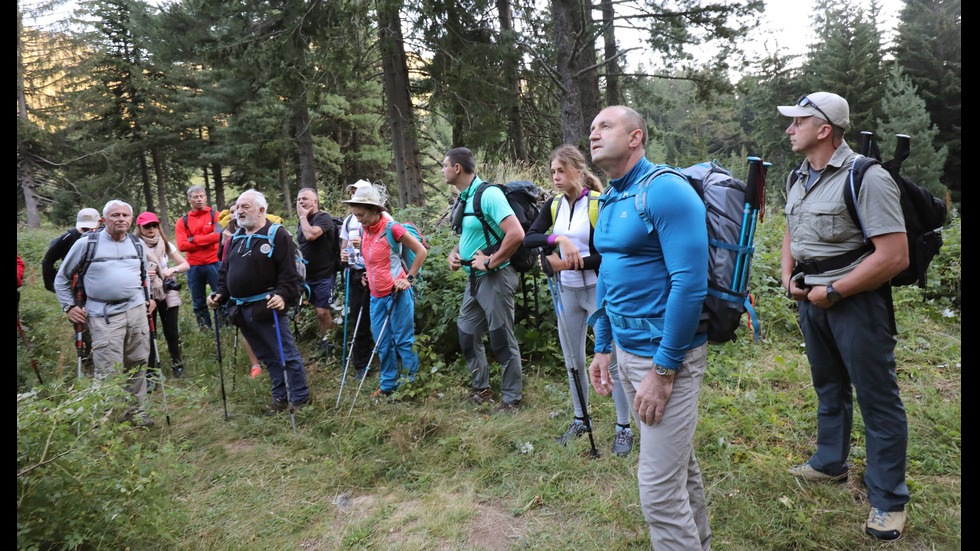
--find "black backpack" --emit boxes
[790,133,947,288]
[452,180,541,272]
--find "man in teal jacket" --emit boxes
[587,105,711,550]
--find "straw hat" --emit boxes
[343,179,388,210]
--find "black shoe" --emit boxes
[493,399,522,413]
[467,387,494,404]
[556,421,588,446]
[352,368,367,381]
[264,398,289,416]
[172,364,184,379]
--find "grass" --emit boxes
[17,212,960,550]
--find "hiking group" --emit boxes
[34,91,939,545]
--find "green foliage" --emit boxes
[17,380,189,550]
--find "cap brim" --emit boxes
[778,105,815,118]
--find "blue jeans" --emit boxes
[188,262,221,326]
[370,289,419,392]
[799,289,909,512]
[236,304,309,404]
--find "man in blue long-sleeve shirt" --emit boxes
[587,106,711,550]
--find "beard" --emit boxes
[238,212,263,231]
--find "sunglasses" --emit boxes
[796,95,835,128]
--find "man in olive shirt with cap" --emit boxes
[778,91,910,541]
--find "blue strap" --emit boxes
[229,293,268,305]
[586,305,664,342]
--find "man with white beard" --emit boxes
[207,190,311,414]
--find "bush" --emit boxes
[17,378,188,550]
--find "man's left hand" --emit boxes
[807,285,834,309]
[146,300,157,316]
[634,368,674,425]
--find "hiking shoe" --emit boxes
[467,387,494,404]
[250,364,262,379]
[264,398,289,416]
[493,400,522,413]
[556,421,589,446]
[289,400,309,413]
[128,413,155,428]
[865,508,906,541]
[370,388,393,399]
[612,428,634,456]
[352,368,367,381]
[790,462,848,483]
[172,364,183,379]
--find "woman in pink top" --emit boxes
[343,181,427,397]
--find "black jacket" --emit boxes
[42,228,85,292]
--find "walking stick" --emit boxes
[148,313,171,426]
[347,291,398,417]
[272,307,298,435]
[336,304,365,408]
[16,317,43,384]
[232,327,239,392]
[211,298,229,420]
[542,250,599,459]
[342,266,351,369]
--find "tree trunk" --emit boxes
[377,0,425,207]
[279,151,293,217]
[212,163,225,211]
[552,0,587,147]
[294,100,317,197]
[18,9,41,229]
[151,146,171,236]
[497,0,528,162]
[600,0,620,106]
[138,149,155,214]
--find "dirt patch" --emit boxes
[466,502,526,550]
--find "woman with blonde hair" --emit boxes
[524,145,634,456]
[134,212,190,385]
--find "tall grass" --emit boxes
[17,205,960,550]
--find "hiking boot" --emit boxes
[264,397,289,416]
[316,339,334,359]
[250,364,262,379]
[128,413,155,428]
[171,364,184,379]
[790,462,849,483]
[467,387,494,404]
[865,508,906,541]
[612,428,634,456]
[145,377,156,394]
[352,368,367,381]
[556,421,588,446]
[493,400,522,413]
[370,388,393,399]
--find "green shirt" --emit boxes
[458,176,516,275]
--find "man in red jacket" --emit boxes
[176,185,223,329]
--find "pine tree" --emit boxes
[876,63,948,198]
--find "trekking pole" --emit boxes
[342,265,351,369]
[336,304,365,408]
[211,296,229,420]
[272,307,298,435]
[74,322,85,380]
[347,291,398,418]
[148,313,171,426]
[232,328,239,392]
[16,317,44,384]
[541,250,599,459]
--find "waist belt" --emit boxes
[88,297,136,324]
[587,306,664,343]
[229,293,268,305]
[793,243,873,277]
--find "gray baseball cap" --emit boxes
[76,208,101,232]
[778,92,850,129]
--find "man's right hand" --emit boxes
[207,293,221,309]
[588,353,614,395]
[67,305,87,325]
[448,250,462,272]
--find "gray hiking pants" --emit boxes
[556,283,630,426]
[458,265,523,404]
[619,344,711,551]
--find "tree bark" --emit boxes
[377,0,424,207]
[497,0,528,162]
[293,100,317,194]
[600,0,621,106]
[151,146,171,235]
[17,9,40,228]
[138,148,155,214]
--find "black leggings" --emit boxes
[148,300,182,370]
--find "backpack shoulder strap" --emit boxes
[844,156,877,242]
[471,181,502,245]
[182,214,190,234]
[634,167,686,234]
[588,190,600,228]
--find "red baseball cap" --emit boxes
[136,211,160,226]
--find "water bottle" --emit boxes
[346,241,357,266]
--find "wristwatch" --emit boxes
[63,304,75,313]
[654,364,676,377]
[826,283,842,304]
[406,274,415,283]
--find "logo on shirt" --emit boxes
[260,243,272,255]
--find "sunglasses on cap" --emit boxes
[796,95,836,128]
